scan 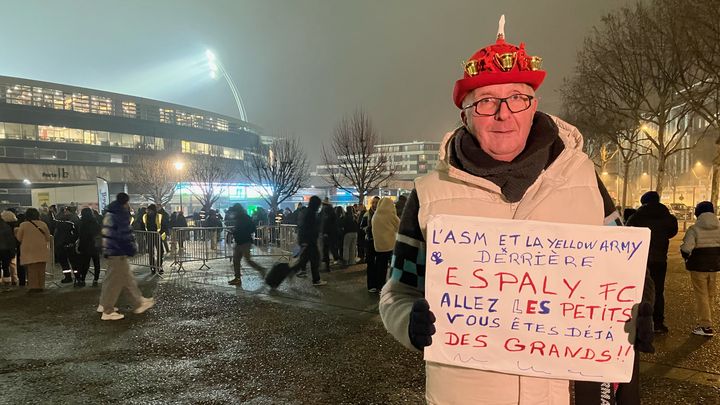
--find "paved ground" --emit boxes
[1,235,720,404]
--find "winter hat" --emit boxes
[695,201,714,217]
[453,15,546,108]
[640,191,660,205]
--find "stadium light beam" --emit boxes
[205,49,248,122]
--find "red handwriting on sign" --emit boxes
[444,332,488,348]
[443,267,580,299]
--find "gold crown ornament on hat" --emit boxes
[453,15,546,108]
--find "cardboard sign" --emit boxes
[424,215,650,383]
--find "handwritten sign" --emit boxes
[424,215,650,383]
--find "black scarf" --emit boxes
[451,112,565,203]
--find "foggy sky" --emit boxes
[0,0,631,164]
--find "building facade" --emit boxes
[312,140,441,203]
[0,75,262,207]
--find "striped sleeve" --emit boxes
[389,189,427,291]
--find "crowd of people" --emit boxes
[260,195,404,291]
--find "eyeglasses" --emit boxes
[462,94,534,117]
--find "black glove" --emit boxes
[408,299,436,351]
[634,302,655,353]
[681,251,690,261]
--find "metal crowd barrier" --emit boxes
[166,224,298,274]
[253,224,297,257]
[168,227,234,273]
[130,230,165,273]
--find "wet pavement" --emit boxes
[1,237,720,404]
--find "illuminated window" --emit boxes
[159,108,174,124]
[6,85,32,105]
[176,111,192,127]
[121,101,136,118]
[71,93,90,113]
[191,114,205,129]
[91,96,113,115]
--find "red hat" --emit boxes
[452,15,546,108]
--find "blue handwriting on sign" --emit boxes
[431,251,443,265]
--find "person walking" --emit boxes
[0,211,17,287]
[369,197,399,293]
[227,204,264,286]
[341,206,359,266]
[287,195,327,286]
[627,191,678,333]
[680,201,720,337]
[15,208,51,293]
[76,207,102,287]
[98,193,154,321]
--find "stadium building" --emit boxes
[0,75,262,211]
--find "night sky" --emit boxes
[0,0,631,163]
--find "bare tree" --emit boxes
[240,137,309,211]
[128,155,177,206]
[562,75,649,209]
[187,154,235,212]
[657,0,720,205]
[574,3,701,196]
[321,109,395,204]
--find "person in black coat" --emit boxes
[627,191,679,333]
[319,202,338,271]
[0,211,17,286]
[76,208,102,287]
[289,196,326,286]
[54,212,78,284]
[227,204,264,286]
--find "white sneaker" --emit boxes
[133,297,155,314]
[101,312,124,321]
[312,280,328,286]
[96,305,118,313]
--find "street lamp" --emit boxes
[174,160,185,214]
[206,49,249,122]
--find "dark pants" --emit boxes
[148,237,164,271]
[56,247,75,278]
[374,250,392,289]
[0,251,12,278]
[91,253,101,281]
[648,261,667,325]
[290,243,321,283]
[365,241,379,290]
[357,230,365,260]
[77,254,91,281]
[322,235,331,269]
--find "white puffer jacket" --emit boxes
[380,115,604,405]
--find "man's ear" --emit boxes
[460,110,467,127]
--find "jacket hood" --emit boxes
[107,200,128,214]
[696,212,720,230]
[435,113,584,191]
[375,197,396,216]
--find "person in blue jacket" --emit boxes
[97,193,155,321]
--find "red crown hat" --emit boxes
[452,15,546,108]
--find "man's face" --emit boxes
[462,83,537,162]
[371,198,379,210]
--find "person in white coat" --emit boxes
[378,16,654,405]
[680,201,720,337]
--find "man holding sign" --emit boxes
[379,15,654,405]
